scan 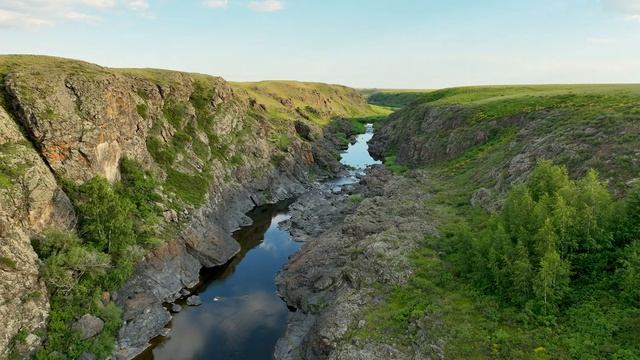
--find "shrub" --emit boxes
[163,101,188,129]
[136,103,148,119]
[165,168,209,205]
[0,255,17,270]
[146,136,176,166]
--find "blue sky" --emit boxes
[1,0,639,88]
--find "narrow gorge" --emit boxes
[0,55,388,360]
[2,56,640,360]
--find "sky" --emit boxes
[0,0,640,88]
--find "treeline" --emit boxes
[443,161,640,356]
[30,159,162,359]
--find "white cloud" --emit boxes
[204,0,229,9]
[587,36,618,44]
[0,8,53,28]
[0,0,149,29]
[248,0,284,12]
[125,0,148,11]
[627,14,640,21]
[603,0,640,20]
[63,10,99,23]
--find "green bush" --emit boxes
[136,103,148,119]
[270,133,291,151]
[0,255,17,270]
[34,160,163,358]
[146,136,176,166]
[165,168,209,205]
[163,101,188,129]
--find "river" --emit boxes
[136,123,380,360]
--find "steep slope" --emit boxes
[276,84,640,359]
[0,55,379,359]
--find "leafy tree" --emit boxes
[74,177,136,254]
[117,158,162,248]
[527,160,571,201]
[533,217,558,261]
[619,240,640,304]
[508,241,534,305]
[34,231,110,296]
[550,194,578,257]
[503,184,535,244]
[573,169,613,251]
[534,249,571,310]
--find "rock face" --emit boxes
[0,55,376,359]
[0,105,75,357]
[72,315,105,340]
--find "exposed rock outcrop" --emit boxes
[0,105,75,357]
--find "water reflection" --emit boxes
[339,124,382,170]
[137,123,380,360]
[137,201,299,360]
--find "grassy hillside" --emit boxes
[362,89,433,108]
[361,84,640,359]
[373,84,640,194]
[232,81,390,126]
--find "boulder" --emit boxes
[470,188,492,210]
[186,295,202,306]
[170,304,183,313]
[72,314,104,340]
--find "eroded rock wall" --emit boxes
[0,105,75,357]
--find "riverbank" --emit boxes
[120,123,384,360]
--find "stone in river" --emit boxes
[186,295,202,306]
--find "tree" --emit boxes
[620,186,640,244]
[620,240,640,304]
[75,177,136,255]
[527,160,571,201]
[534,249,571,309]
[38,231,110,296]
[551,194,578,257]
[574,169,613,251]
[508,240,534,305]
[533,217,558,261]
[503,184,535,245]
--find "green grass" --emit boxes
[231,80,386,126]
[383,155,408,175]
[366,90,434,108]
[136,103,148,119]
[0,255,17,270]
[270,133,291,151]
[164,168,210,205]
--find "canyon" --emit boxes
[1,57,640,360]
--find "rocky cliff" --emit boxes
[0,55,377,359]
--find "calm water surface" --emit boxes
[138,124,379,360]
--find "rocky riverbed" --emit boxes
[275,165,439,360]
